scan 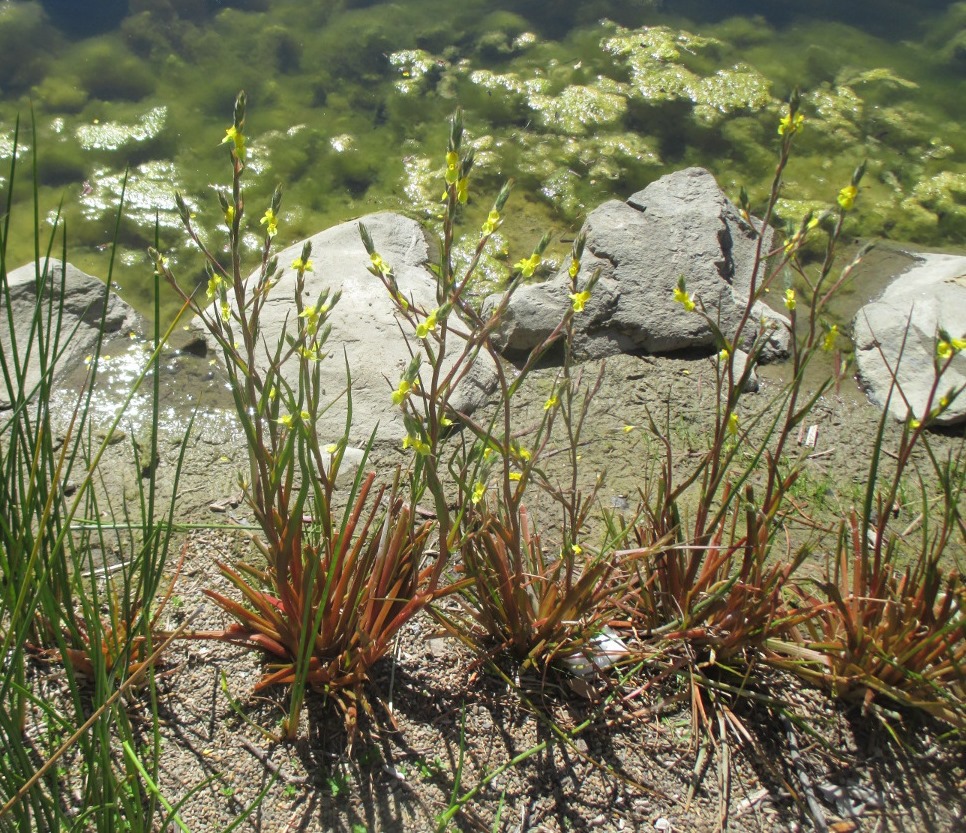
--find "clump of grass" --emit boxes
[155,91,447,739]
[0,117,190,830]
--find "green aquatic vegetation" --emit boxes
[3,0,966,323]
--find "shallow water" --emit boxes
[1,0,965,320]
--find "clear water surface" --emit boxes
[1,0,965,320]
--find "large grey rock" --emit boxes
[0,260,141,408]
[489,167,789,363]
[210,212,496,444]
[853,253,966,426]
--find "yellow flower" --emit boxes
[291,257,313,272]
[837,184,858,211]
[513,446,532,462]
[718,347,730,361]
[568,259,580,279]
[481,209,500,236]
[456,177,469,204]
[910,418,922,430]
[298,345,323,362]
[224,205,235,226]
[260,208,278,237]
[544,394,559,410]
[778,112,804,136]
[471,481,486,504]
[222,125,245,160]
[571,543,582,555]
[939,394,950,410]
[822,324,839,352]
[402,434,430,455]
[727,412,740,436]
[206,273,224,300]
[622,424,636,433]
[784,288,797,311]
[673,285,696,312]
[415,308,439,339]
[220,301,230,323]
[514,253,541,278]
[299,303,329,336]
[370,252,391,277]
[445,150,459,185]
[278,411,308,428]
[569,290,591,313]
[392,378,412,406]
[508,472,522,482]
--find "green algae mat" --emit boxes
[2,0,965,317]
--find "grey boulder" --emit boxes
[0,260,141,408]
[853,253,966,426]
[489,167,789,364]
[209,212,496,445]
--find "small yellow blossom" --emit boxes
[298,345,323,362]
[568,259,580,278]
[837,184,858,211]
[571,543,582,555]
[508,472,522,482]
[445,151,459,185]
[206,273,224,300]
[220,301,230,323]
[514,253,541,278]
[291,257,313,272]
[544,394,559,410]
[784,288,797,311]
[513,446,532,462]
[569,290,591,313]
[392,378,413,406]
[673,285,696,312]
[822,324,839,352]
[224,205,235,226]
[299,303,329,336]
[471,482,486,504]
[778,112,804,136]
[260,208,278,237]
[623,424,636,433]
[456,177,469,204]
[370,252,391,277]
[440,416,454,428]
[910,418,922,430]
[222,125,245,159]
[481,209,500,236]
[415,308,439,339]
[718,347,730,361]
[277,410,308,428]
[402,434,431,455]
[727,412,740,436]
[937,337,966,359]
[325,443,337,453]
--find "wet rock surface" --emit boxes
[853,252,966,425]
[0,259,142,408]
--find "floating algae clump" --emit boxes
[528,84,627,135]
[601,25,773,124]
[75,106,168,152]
